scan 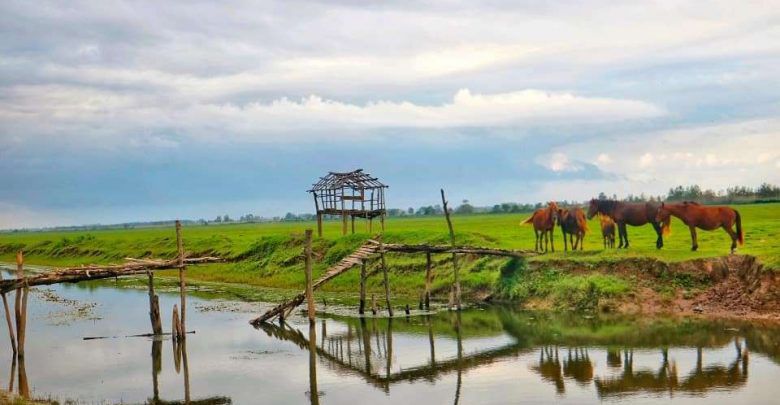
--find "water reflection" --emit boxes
[260,309,780,402]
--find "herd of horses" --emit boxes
[522,199,744,253]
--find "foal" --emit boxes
[556,207,588,251]
[587,199,668,249]
[655,201,743,253]
[522,201,559,252]
[599,214,616,249]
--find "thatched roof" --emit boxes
[308,169,387,192]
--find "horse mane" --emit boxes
[575,209,589,233]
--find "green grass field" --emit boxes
[0,203,777,304]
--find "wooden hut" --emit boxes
[308,169,388,237]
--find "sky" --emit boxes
[1,0,779,228]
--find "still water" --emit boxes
[1,272,779,404]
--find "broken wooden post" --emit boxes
[304,229,315,325]
[424,251,432,309]
[14,251,28,358]
[175,220,187,340]
[172,304,182,341]
[359,261,367,315]
[0,271,16,354]
[379,237,393,317]
[440,189,461,310]
[405,304,410,316]
[371,294,377,315]
[147,271,163,335]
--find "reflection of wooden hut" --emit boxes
[308,169,388,237]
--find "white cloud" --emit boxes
[544,152,582,172]
[639,152,655,168]
[0,87,664,143]
[595,153,612,165]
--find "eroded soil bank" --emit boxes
[510,254,780,321]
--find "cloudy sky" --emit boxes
[1,0,779,228]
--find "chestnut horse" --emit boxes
[656,201,743,253]
[599,214,616,249]
[522,202,559,252]
[556,207,588,251]
[587,199,668,249]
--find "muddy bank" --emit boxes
[525,254,779,321]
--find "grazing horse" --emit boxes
[522,202,559,252]
[655,201,743,253]
[599,214,616,249]
[556,207,588,251]
[587,199,668,249]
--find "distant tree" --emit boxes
[214,215,222,223]
[223,214,231,222]
[407,207,414,215]
[455,200,474,214]
[598,192,607,200]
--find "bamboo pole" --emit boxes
[440,189,461,310]
[424,252,432,309]
[175,220,187,340]
[359,261,366,315]
[379,237,393,317]
[304,229,315,325]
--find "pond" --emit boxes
[0,268,779,404]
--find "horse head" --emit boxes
[587,199,599,219]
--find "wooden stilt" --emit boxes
[304,229,315,325]
[147,271,162,335]
[371,294,377,315]
[14,251,27,358]
[379,237,393,317]
[440,189,461,310]
[1,292,15,354]
[359,261,366,315]
[316,213,323,238]
[351,215,355,234]
[175,220,187,340]
[424,252,432,309]
[380,214,385,232]
[172,304,182,341]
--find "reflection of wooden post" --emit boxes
[1,277,15,353]
[379,237,393,317]
[427,316,436,367]
[304,230,315,325]
[424,252,432,309]
[151,339,162,401]
[386,318,393,379]
[181,338,191,403]
[308,322,320,405]
[147,271,162,335]
[440,189,461,310]
[360,318,372,373]
[175,220,187,339]
[359,262,367,315]
[453,311,463,405]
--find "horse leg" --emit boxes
[603,236,606,250]
[580,232,584,250]
[652,222,663,249]
[724,225,738,254]
[689,225,698,251]
[562,230,568,252]
[549,229,555,252]
[543,230,548,253]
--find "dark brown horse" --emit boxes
[656,201,743,253]
[556,207,588,251]
[587,199,668,249]
[599,214,616,249]
[522,201,558,253]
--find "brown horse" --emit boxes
[655,201,743,253]
[556,207,588,251]
[599,214,616,249]
[587,199,668,249]
[522,201,558,252]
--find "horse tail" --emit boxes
[661,217,671,236]
[521,212,536,226]
[735,209,744,245]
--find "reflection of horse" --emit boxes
[599,215,616,249]
[563,348,593,385]
[656,202,743,253]
[531,346,565,393]
[587,199,668,249]
[594,348,678,397]
[680,341,748,392]
[521,202,559,253]
[556,207,588,251]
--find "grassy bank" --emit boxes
[0,203,777,305]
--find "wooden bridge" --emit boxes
[250,237,534,325]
